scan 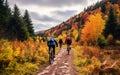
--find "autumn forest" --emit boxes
[0,0,120,75]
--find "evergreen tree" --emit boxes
[109,0,118,4]
[103,7,118,39]
[115,24,120,40]
[0,0,5,29]
[4,0,11,28]
[8,5,29,41]
[0,0,10,26]
[0,0,11,38]
[23,10,34,36]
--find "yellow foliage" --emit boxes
[0,40,13,61]
[56,35,63,41]
[0,39,50,75]
[13,47,20,57]
[62,32,67,42]
[72,29,79,41]
[91,56,101,66]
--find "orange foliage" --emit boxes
[81,13,105,44]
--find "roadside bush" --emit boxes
[0,39,48,75]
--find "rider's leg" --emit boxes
[59,44,61,49]
[52,45,55,58]
[48,46,51,63]
[48,46,51,54]
[67,44,70,55]
[60,44,62,49]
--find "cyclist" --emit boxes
[59,38,63,49]
[65,35,72,55]
[47,36,58,59]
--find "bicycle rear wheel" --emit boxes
[49,49,54,64]
[67,45,71,55]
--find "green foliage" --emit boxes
[0,0,11,38]
[23,10,34,37]
[103,7,118,39]
[7,5,29,41]
[97,36,106,48]
[109,0,118,4]
[0,2,34,41]
[115,24,120,40]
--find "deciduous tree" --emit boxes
[81,13,105,45]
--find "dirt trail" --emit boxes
[36,48,77,75]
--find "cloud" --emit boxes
[53,10,77,17]
[8,0,101,31]
[8,0,87,7]
[34,23,56,32]
[34,24,49,31]
[30,12,61,22]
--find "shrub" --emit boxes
[115,40,120,45]
[97,37,106,48]
[0,39,48,75]
[106,34,114,45]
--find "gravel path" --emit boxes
[36,48,77,75]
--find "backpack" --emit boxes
[66,37,71,41]
[66,37,72,44]
[48,38,55,46]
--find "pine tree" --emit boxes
[109,0,118,4]
[4,0,11,28]
[23,10,34,36]
[0,0,11,38]
[103,7,118,39]
[0,0,4,38]
[0,0,5,29]
[115,24,120,40]
[8,5,29,41]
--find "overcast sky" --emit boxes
[8,0,101,32]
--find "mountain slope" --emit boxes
[37,0,120,43]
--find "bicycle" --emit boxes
[48,48,54,64]
[59,44,62,49]
[67,45,71,55]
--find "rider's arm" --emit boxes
[47,41,49,46]
[55,40,58,47]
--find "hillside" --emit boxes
[0,0,120,75]
[37,0,120,41]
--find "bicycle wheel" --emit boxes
[67,45,71,55]
[49,49,54,64]
[49,50,51,64]
[51,49,54,61]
